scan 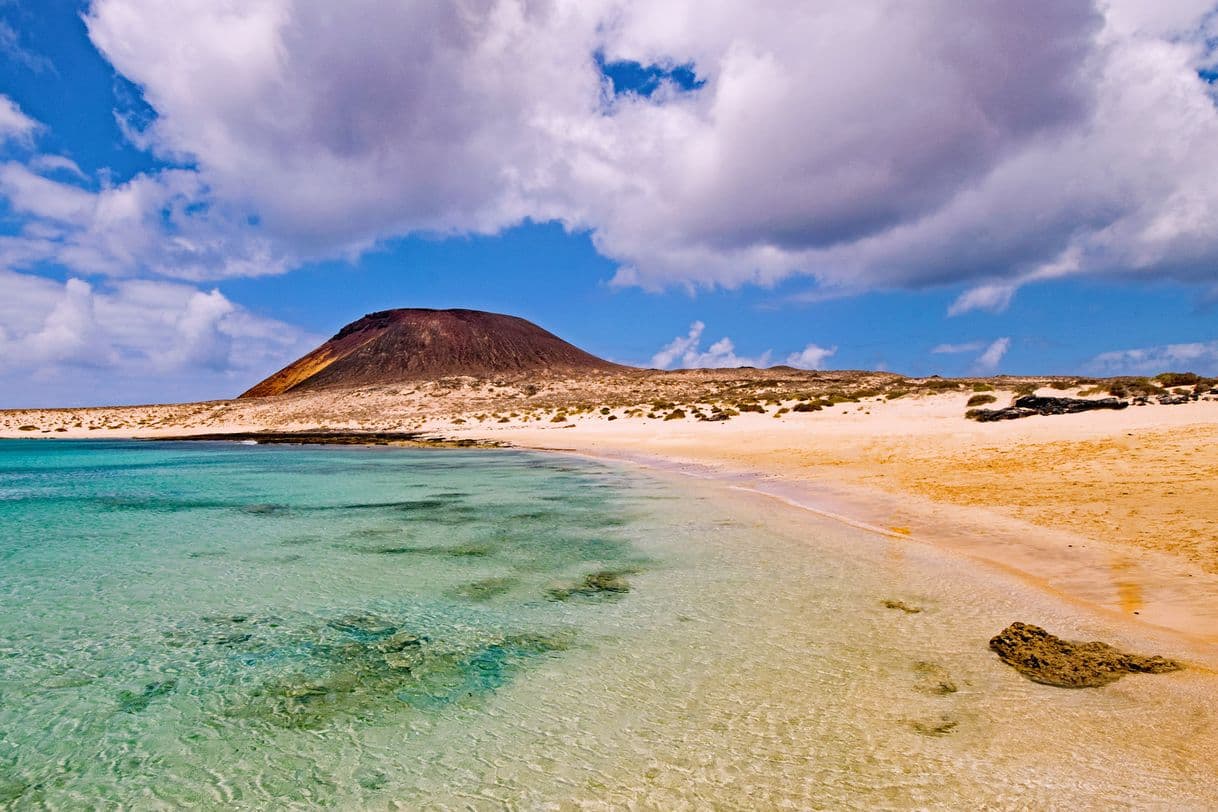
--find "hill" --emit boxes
[240,308,624,397]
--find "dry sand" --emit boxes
[4,377,1218,650]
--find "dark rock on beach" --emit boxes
[968,395,1128,422]
[989,622,1182,688]
[882,599,922,614]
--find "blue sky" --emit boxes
[2,1,1218,407]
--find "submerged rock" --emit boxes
[117,680,177,713]
[909,716,958,737]
[546,570,633,601]
[451,577,518,601]
[913,661,958,695]
[327,613,397,638]
[988,623,1182,688]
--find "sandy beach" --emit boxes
[4,380,1218,654]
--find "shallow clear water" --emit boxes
[1,440,1215,809]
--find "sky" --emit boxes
[2,0,1218,407]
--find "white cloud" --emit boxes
[974,337,1012,372]
[650,321,772,369]
[932,341,986,354]
[948,285,1018,316]
[0,94,38,143]
[651,320,706,368]
[0,270,321,405]
[0,163,284,280]
[785,344,837,370]
[651,321,837,370]
[62,0,1217,305]
[1090,340,1218,375]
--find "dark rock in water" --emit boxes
[451,577,518,601]
[376,631,424,653]
[327,613,397,638]
[0,778,32,806]
[118,680,177,712]
[207,632,253,647]
[909,716,958,736]
[913,661,958,695]
[882,599,922,614]
[242,503,288,515]
[448,543,493,558]
[989,622,1182,688]
[546,570,633,601]
[968,395,1127,422]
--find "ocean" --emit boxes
[1,440,1215,808]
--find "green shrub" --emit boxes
[792,402,822,412]
[1154,372,1201,387]
[664,409,686,420]
[971,382,994,392]
[966,394,997,407]
[737,403,766,413]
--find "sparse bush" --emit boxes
[1154,372,1201,388]
[971,383,994,392]
[17,425,37,431]
[792,402,822,412]
[737,403,766,413]
[664,409,686,420]
[1104,377,1162,399]
[550,413,568,423]
[885,390,908,400]
[966,393,997,407]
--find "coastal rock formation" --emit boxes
[968,395,1127,422]
[241,308,624,397]
[989,623,1182,687]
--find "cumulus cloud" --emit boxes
[650,322,840,370]
[785,344,837,370]
[0,270,320,405]
[1089,340,1218,375]
[650,321,773,369]
[0,162,285,280]
[63,0,1218,305]
[974,337,1012,372]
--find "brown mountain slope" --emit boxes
[241,308,626,397]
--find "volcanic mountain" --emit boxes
[240,308,625,397]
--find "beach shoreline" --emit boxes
[4,386,1218,653]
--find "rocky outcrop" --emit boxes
[968,395,1127,422]
[989,622,1181,688]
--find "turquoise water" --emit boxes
[3,440,1218,808]
[0,441,661,807]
